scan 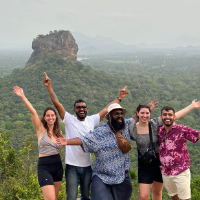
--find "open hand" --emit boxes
[13,86,24,97]
[190,99,200,109]
[56,136,68,146]
[148,99,158,111]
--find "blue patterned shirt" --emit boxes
[79,118,133,185]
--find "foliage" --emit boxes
[130,170,139,200]
[0,48,200,199]
[191,177,200,200]
[0,50,31,77]
[36,34,45,39]
[0,130,43,199]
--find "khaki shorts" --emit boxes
[162,169,191,199]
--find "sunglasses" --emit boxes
[114,112,125,117]
[163,133,167,143]
[75,106,87,109]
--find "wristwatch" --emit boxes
[117,97,122,102]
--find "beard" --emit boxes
[163,121,173,127]
[111,117,125,131]
[162,119,174,127]
[76,111,87,120]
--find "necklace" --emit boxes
[137,123,148,130]
[48,132,55,138]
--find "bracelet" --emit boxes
[117,97,122,102]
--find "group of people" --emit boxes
[13,72,200,200]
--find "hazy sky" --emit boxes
[1,0,200,48]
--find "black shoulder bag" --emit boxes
[138,122,157,164]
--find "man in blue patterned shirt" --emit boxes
[57,103,134,200]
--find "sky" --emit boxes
[1,0,200,49]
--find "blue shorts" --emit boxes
[37,154,63,187]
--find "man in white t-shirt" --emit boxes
[43,72,128,200]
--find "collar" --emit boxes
[161,123,176,133]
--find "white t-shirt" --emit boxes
[62,111,100,167]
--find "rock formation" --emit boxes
[27,30,78,65]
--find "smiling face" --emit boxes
[44,110,57,125]
[110,109,125,131]
[74,102,88,121]
[137,108,150,123]
[161,109,176,127]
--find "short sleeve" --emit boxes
[125,118,134,126]
[128,121,136,141]
[61,111,72,125]
[182,125,200,143]
[150,117,163,127]
[91,113,100,127]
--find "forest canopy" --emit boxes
[0,48,200,199]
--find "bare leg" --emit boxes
[54,181,62,198]
[41,185,56,200]
[171,194,190,200]
[138,183,151,200]
[152,181,163,200]
[171,195,180,200]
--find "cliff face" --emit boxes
[27,30,78,65]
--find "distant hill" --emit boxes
[73,32,200,54]
[0,51,133,152]
[170,35,200,46]
[73,32,131,54]
[1,30,200,200]
[0,30,200,178]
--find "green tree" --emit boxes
[0,130,43,200]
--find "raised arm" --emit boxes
[43,72,65,120]
[13,86,43,133]
[175,99,200,120]
[99,86,129,121]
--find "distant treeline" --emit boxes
[0,49,200,199]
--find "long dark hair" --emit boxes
[41,107,61,138]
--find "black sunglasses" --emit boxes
[163,133,167,143]
[75,106,87,109]
[114,112,125,117]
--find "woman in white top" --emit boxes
[13,86,63,200]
